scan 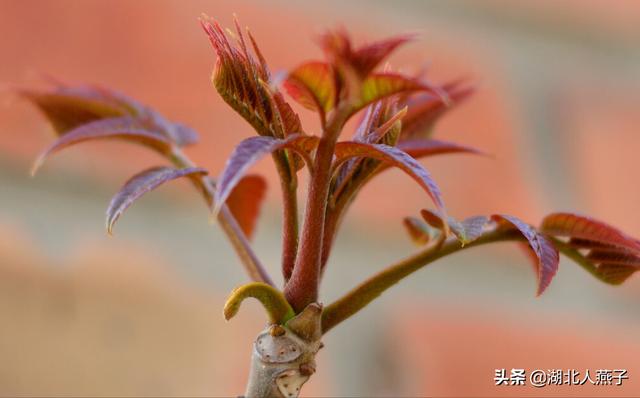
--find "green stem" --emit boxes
[321,228,524,333]
[170,148,274,286]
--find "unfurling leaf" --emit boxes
[403,217,433,246]
[333,141,447,224]
[106,166,208,234]
[354,73,447,114]
[492,215,559,295]
[420,210,487,245]
[201,16,301,138]
[31,117,173,176]
[215,135,319,213]
[223,282,295,324]
[328,100,404,220]
[541,213,640,284]
[362,106,407,144]
[284,61,336,117]
[319,29,413,78]
[226,174,267,240]
[450,216,488,245]
[350,34,415,78]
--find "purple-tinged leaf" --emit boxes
[352,101,384,142]
[20,84,199,146]
[31,116,173,176]
[284,61,336,116]
[333,142,446,222]
[215,135,319,212]
[420,209,487,245]
[363,106,407,144]
[106,166,208,234]
[396,138,486,160]
[450,216,488,245]
[541,213,640,255]
[492,214,559,296]
[403,217,432,246]
[226,174,267,240]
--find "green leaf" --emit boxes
[223,282,295,324]
[284,61,336,116]
[354,73,448,114]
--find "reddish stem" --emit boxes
[284,106,350,312]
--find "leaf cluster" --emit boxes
[20,16,639,333]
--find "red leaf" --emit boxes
[284,61,336,116]
[273,92,303,136]
[106,166,208,234]
[318,29,413,78]
[546,217,640,285]
[403,217,432,246]
[401,82,474,140]
[226,174,267,240]
[351,34,415,77]
[20,84,198,146]
[541,213,640,255]
[215,134,319,212]
[420,208,445,229]
[333,141,446,220]
[396,138,485,159]
[595,263,638,285]
[19,87,129,135]
[492,214,559,296]
[31,116,173,176]
[586,250,640,266]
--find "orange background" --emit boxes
[1,0,639,396]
